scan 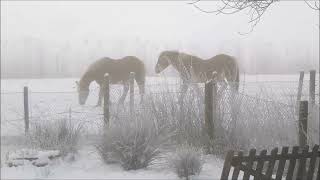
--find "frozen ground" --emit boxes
[1,74,319,179]
[1,136,224,179]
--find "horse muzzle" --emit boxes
[155,65,162,74]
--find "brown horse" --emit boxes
[76,56,145,106]
[155,51,239,101]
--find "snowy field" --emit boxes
[1,74,319,179]
[1,74,318,136]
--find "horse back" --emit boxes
[87,56,145,84]
[205,54,238,81]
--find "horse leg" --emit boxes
[178,82,189,104]
[191,83,201,95]
[96,84,103,106]
[118,81,129,104]
[138,82,145,104]
[92,78,105,107]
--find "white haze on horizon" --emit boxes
[1,1,319,77]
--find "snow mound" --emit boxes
[6,149,60,167]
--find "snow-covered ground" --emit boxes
[1,74,319,179]
[1,136,224,179]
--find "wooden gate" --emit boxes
[220,145,320,180]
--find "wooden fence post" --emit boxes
[230,83,237,144]
[296,71,304,114]
[205,80,215,140]
[103,74,110,127]
[129,72,135,116]
[23,86,29,134]
[212,81,218,128]
[298,100,308,147]
[309,70,316,106]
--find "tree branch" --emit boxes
[190,0,319,34]
[303,0,320,10]
[190,0,277,33]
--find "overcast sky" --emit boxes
[1,1,319,76]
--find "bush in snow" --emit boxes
[96,116,172,170]
[143,89,206,148]
[169,145,203,179]
[28,119,82,157]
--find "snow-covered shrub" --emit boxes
[169,145,203,179]
[143,84,253,155]
[96,116,172,170]
[144,88,206,148]
[28,119,82,156]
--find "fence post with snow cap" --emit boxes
[296,71,304,114]
[309,70,316,106]
[23,86,29,134]
[298,100,308,147]
[103,74,110,127]
[205,79,215,141]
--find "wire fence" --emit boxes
[1,79,319,150]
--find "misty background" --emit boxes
[1,1,319,78]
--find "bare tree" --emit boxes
[189,0,319,34]
[304,0,320,10]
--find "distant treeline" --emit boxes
[1,37,318,79]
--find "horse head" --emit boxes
[155,51,179,74]
[76,80,89,105]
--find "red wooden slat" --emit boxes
[286,146,299,180]
[243,149,256,180]
[275,146,289,180]
[232,151,243,180]
[254,149,267,180]
[265,148,278,179]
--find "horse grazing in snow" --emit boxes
[76,56,145,106]
[155,50,239,101]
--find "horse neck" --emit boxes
[80,71,94,88]
[170,54,190,73]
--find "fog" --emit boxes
[1,1,319,78]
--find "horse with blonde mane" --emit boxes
[155,50,239,101]
[76,56,145,106]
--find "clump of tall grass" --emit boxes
[169,145,203,180]
[143,87,207,147]
[28,119,82,156]
[96,114,173,170]
[110,80,301,156]
[142,86,241,154]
